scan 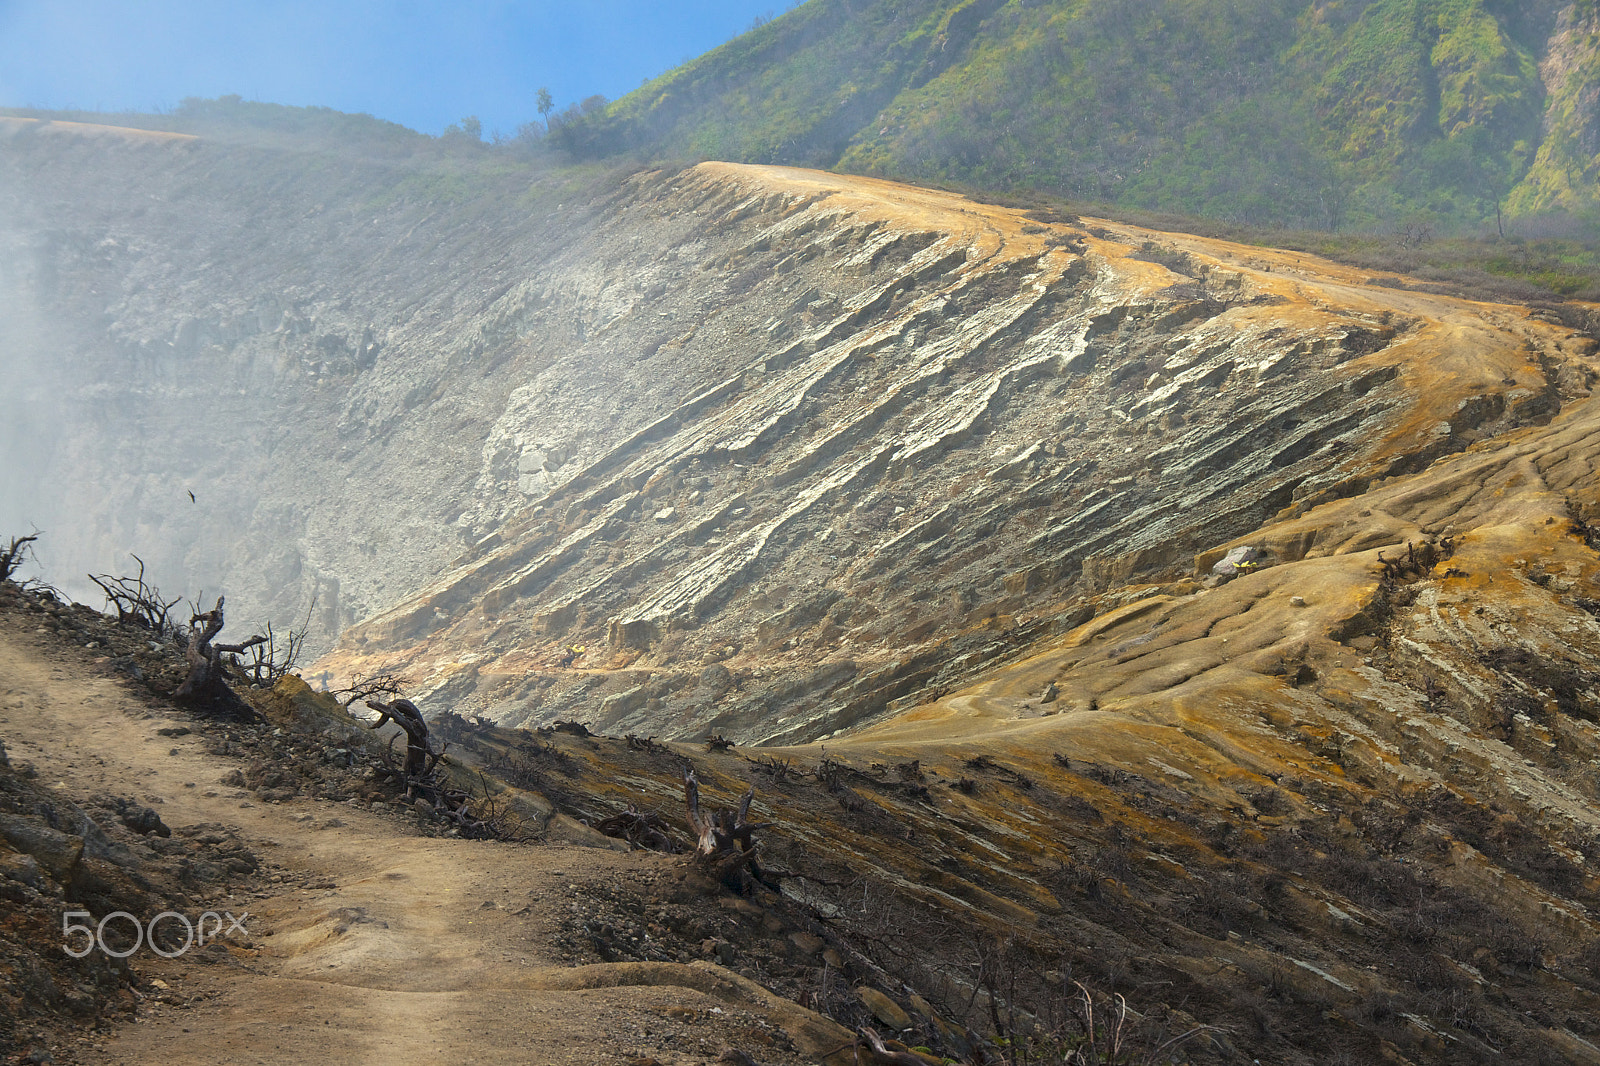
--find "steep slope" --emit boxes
[0,588,862,1066]
[586,0,1597,228]
[344,234,1600,1062]
[6,117,1594,749]
[1511,0,1600,216]
[317,161,1584,745]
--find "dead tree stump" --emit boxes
[359,699,513,838]
[173,596,265,705]
[364,698,442,796]
[683,769,771,889]
[0,533,39,583]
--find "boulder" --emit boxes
[0,815,83,881]
[1210,545,1269,581]
[0,851,46,888]
[120,805,171,837]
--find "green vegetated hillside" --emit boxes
[584,0,1600,231]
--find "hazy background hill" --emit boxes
[575,0,1600,233]
[0,103,626,647]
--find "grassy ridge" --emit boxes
[947,177,1600,309]
[588,0,1597,234]
[605,0,999,166]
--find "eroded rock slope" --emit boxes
[321,164,1581,744]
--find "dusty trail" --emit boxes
[0,626,841,1066]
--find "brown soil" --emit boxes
[0,597,857,1066]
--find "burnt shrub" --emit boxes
[1482,647,1599,723]
[1422,789,1586,899]
[1578,939,1600,982]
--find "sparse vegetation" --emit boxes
[10,50,1600,1062]
[227,609,312,688]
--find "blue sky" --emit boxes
[0,1,793,137]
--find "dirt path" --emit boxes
[0,626,846,1066]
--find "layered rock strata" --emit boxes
[324,165,1574,743]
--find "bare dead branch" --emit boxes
[89,554,182,636]
[365,697,437,786]
[596,805,679,852]
[745,753,796,783]
[225,618,305,687]
[362,702,519,839]
[551,720,593,737]
[216,635,269,654]
[333,668,414,708]
[0,533,39,583]
[853,1027,938,1065]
